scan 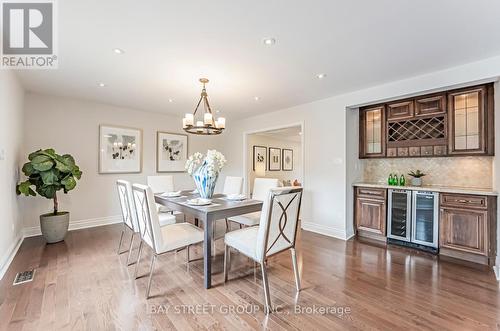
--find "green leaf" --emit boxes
[55,158,72,173]
[37,185,57,199]
[28,149,42,161]
[31,154,54,171]
[61,175,77,191]
[40,169,59,185]
[62,154,75,166]
[17,181,34,196]
[22,162,36,176]
[72,166,82,180]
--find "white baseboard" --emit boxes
[301,221,348,240]
[23,215,122,238]
[0,234,24,280]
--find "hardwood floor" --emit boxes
[1,224,500,330]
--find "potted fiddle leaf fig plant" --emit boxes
[16,149,82,243]
[408,170,426,187]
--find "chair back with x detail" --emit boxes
[132,184,163,254]
[256,187,303,262]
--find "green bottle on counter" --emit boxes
[399,174,406,186]
[388,174,393,186]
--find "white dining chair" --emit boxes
[222,176,244,195]
[147,175,182,221]
[227,178,279,227]
[211,176,245,254]
[116,180,176,265]
[224,187,303,314]
[116,180,140,265]
[132,184,204,298]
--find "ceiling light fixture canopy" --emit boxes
[182,78,225,135]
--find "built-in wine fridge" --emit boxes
[387,189,439,253]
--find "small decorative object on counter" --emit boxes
[391,173,399,186]
[399,174,406,186]
[388,174,393,186]
[408,170,426,187]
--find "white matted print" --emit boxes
[157,132,188,172]
[282,149,293,171]
[268,147,281,171]
[99,125,142,173]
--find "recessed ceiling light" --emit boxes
[262,38,276,46]
[316,73,327,79]
[113,48,124,54]
[168,98,173,103]
[254,96,260,101]
[98,82,106,87]
[216,110,220,113]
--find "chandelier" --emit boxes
[182,78,225,135]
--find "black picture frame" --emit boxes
[282,148,293,171]
[268,147,281,171]
[253,146,267,171]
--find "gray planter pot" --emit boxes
[40,212,69,243]
[411,177,423,187]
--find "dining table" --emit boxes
[154,190,263,289]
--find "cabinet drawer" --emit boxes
[409,147,421,157]
[415,94,446,117]
[421,146,433,156]
[397,147,409,157]
[440,194,487,209]
[387,100,414,120]
[387,148,397,157]
[356,187,386,200]
[433,145,447,156]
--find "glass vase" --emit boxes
[192,162,219,199]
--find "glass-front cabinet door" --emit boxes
[448,85,492,155]
[360,105,385,158]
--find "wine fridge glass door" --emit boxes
[388,189,412,241]
[411,191,439,248]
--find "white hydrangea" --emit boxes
[185,150,226,176]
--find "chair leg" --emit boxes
[117,226,125,254]
[290,248,301,292]
[225,218,229,231]
[134,241,144,279]
[239,223,243,229]
[146,254,157,299]
[223,244,230,282]
[260,262,272,314]
[186,245,190,263]
[126,233,135,265]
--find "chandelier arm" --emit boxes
[192,95,204,117]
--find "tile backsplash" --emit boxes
[363,156,493,189]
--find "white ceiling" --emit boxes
[16,0,500,119]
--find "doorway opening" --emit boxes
[243,123,304,196]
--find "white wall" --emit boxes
[0,71,24,278]
[21,93,222,232]
[223,54,500,242]
[247,134,302,192]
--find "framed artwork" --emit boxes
[156,132,188,172]
[99,125,142,174]
[268,147,281,171]
[282,149,293,171]
[253,146,267,171]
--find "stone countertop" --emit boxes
[353,182,498,196]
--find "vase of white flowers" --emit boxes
[186,150,227,199]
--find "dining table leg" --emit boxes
[203,216,212,289]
